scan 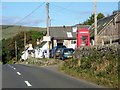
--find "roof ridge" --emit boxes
[98,13,117,22]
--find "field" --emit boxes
[1,25,45,40]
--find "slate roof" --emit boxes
[89,12,119,37]
[49,25,89,40]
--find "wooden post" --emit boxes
[94,0,97,45]
[24,32,26,60]
[15,41,17,62]
[46,1,50,59]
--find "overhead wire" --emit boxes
[51,3,81,15]
[13,2,45,26]
[50,3,92,18]
[50,3,93,25]
[49,3,82,25]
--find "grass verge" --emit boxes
[59,62,118,88]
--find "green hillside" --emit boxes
[1,25,46,40]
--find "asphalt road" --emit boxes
[2,64,103,88]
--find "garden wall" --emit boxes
[61,44,119,88]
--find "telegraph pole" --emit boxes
[94,0,97,45]
[24,32,26,60]
[46,2,49,36]
[46,1,50,59]
[15,41,17,61]
[24,32,26,48]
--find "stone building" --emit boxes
[89,11,120,45]
[49,24,89,49]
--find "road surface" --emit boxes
[2,64,103,88]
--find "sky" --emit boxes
[1,1,119,27]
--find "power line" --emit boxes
[13,2,45,26]
[51,4,77,13]
[51,3,84,15]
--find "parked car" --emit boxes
[49,45,66,58]
[59,48,74,60]
[54,48,62,59]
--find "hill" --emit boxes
[1,25,46,40]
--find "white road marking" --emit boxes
[17,72,21,75]
[24,81,32,87]
[8,64,14,68]
[8,64,16,70]
[8,64,12,67]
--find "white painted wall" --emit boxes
[21,45,34,60]
[34,42,49,58]
[63,40,76,49]
[34,49,43,58]
[21,50,29,60]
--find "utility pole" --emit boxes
[94,0,97,45]
[24,32,26,48]
[46,2,49,36]
[46,1,50,59]
[49,18,51,27]
[15,41,17,61]
[24,32,26,60]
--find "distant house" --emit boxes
[89,11,120,45]
[34,41,49,58]
[49,24,89,49]
[21,44,34,60]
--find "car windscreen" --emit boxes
[64,49,74,54]
[58,46,66,48]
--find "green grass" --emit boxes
[7,60,15,64]
[59,62,118,88]
[0,61,2,64]
[1,25,46,40]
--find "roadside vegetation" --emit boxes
[18,57,61,66]
[59,45,119,88]
[0,61,2,64]
[2,30,46,64]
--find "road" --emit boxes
[2,64,103,88]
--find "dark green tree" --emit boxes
[83,12,105,25]
[2,30,46,64]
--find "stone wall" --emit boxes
[61,44,119,87]
[74,44,119,60]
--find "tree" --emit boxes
[97,13,105,20]
[2,30,46,64]
[83,12,105,25]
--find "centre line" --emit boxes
[8,64,13,68]
[17,72,21,75]
[24,81,32,87]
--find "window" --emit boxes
[71,40,76,44]
[81,36,87,41]
[67,32,73,38]
[72,27,77,32]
